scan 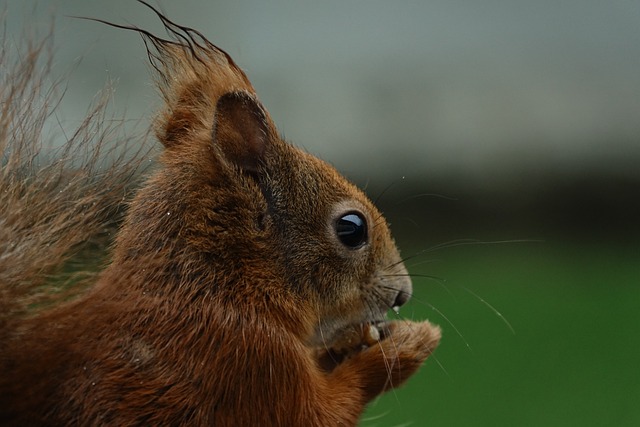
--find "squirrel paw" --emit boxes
[330,320,441,401]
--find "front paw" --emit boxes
[381,320,441,363]
[337,320,441,401]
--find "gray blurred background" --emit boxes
[6,0,640,240]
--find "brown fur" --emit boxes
[0,3,440,425]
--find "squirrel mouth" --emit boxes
[334,320,390,349]
[311,302,403,360]
[314,320,390,372]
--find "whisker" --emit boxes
[405,258,441,270]
[370,287,446,397]
[427,238,544,252]
[422,238,481,253]
[385,288,472,352]
[369,286,451,399]
[361,178,370,193]
[359,409,392,423]
[399,216,420,229]
[386,238,542,271]
[383,272,445,283]
[385,252,428,270]
[373,211,387,226]
[313,300,341,371]
[373,176,405,205]
[368,289,406,401]
[364,296,397,391]
[382,273,455,300]
[371,216,388,231]
[460,285,515,335]
[369,287,399,317]
[431,354,450,377]
[397,192,458,204]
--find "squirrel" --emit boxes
[0,2,441,426]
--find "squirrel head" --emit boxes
[113,9,412,346]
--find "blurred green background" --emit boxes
[362,233,640,426]
[7,1,640,425]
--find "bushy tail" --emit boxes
[0,24,152,336]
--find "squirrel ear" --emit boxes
[212,91,268,174]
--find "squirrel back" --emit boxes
[0,4,440,426]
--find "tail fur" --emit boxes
[0,21,151,340]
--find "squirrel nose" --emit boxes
[392,290,410,308]
[389,260,413,310]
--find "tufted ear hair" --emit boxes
[212,91,269,175]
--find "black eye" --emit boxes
[336,212,367,249]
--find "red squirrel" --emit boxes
[0,3,440,425]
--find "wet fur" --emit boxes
[0,2,440,425]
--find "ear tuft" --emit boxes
[212,91,268,174]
